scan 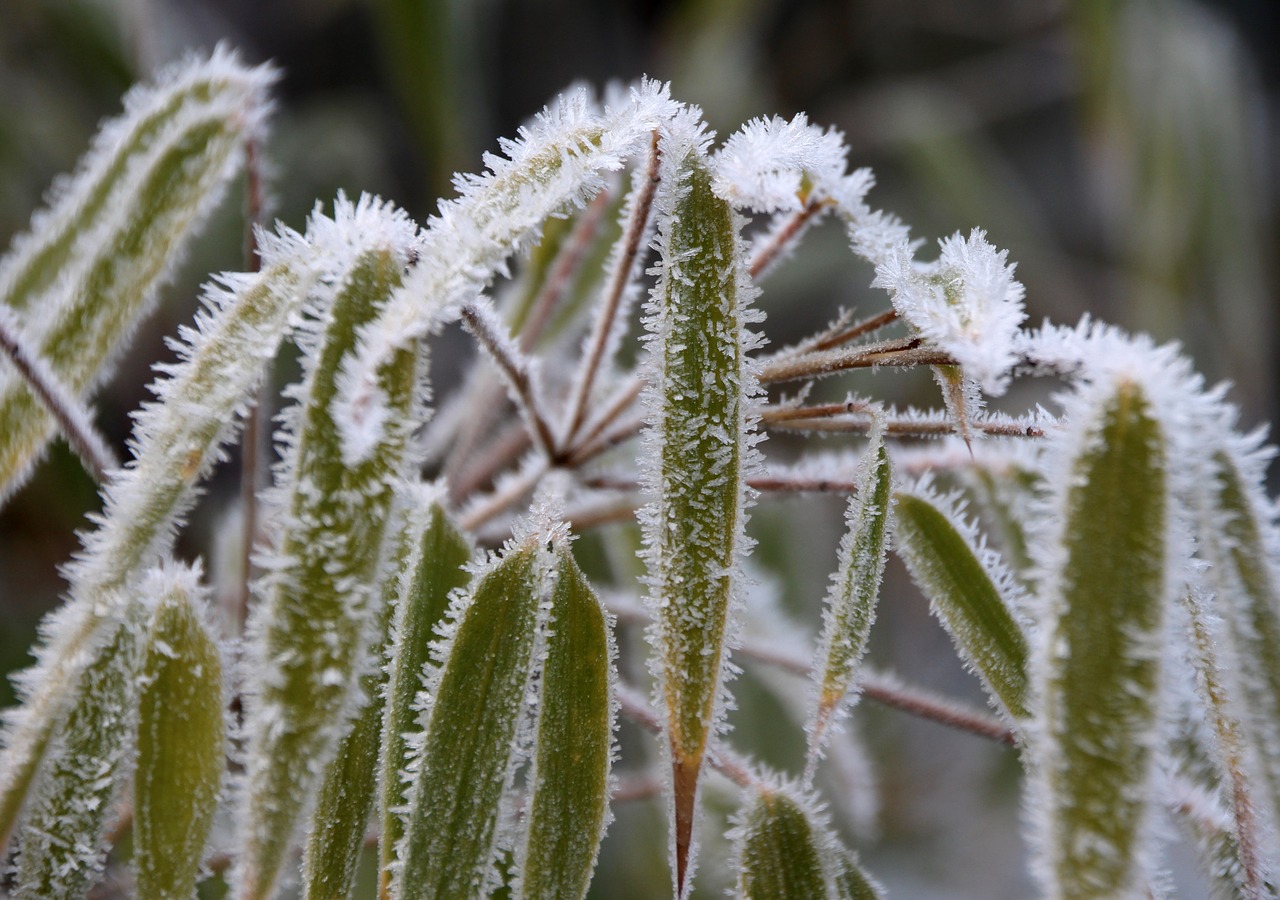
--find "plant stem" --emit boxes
[0,307,119,483]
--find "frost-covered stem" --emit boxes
[760,398,875,423]
[738,633,1018,746]
[759,337,957,384]
[458,456,550,532]
[518,187,612,351]
[615,685,757,790]
[0,306,119,483]
[746,197,828,279]
[563,380,645,466]
[1183,590,1266,896]
[805,308,900,355]
[562,131,661,444]
[460,302,559,460]
[768,410,1045,439]
[860,669,1017,746]
[449,420,532,505]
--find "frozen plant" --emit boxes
[1,45,1278,900]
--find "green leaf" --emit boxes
[893,487,1030,720]
[396,536,544,899]
[733,782,881,900]
[1034,378,1169,898]
[14,601,144,899]
[1206,449,1280,830]
[515,545,615,900]
[377,492,472,898]
[641,140,755,895]
[0,247,308,853]
[0,48,273,500]
[133,566,224,900]
[806,434,891,780]
[240,229,421,899]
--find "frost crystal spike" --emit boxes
[1032,376,1171,899]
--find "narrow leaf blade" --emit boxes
[396,538,543,899]
[240,202,422,900]
[0,48,274,500]
[733,781,882,900]
[806,434,891,779]
[516,546,615,900]
[893,487,1030,720]
[1033,378,1170,898]
[377,492,473,898]
[640,135,757,897]
[133,566,225,900]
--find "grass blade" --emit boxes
[733,781,881,900]
[239,197,422,900]
[805,429,891,781]
[0,47,274,500]
[1032,377,1170,898]
[893,485,1030,721]
[133,564,225,900]
[396,533,546,899]
[377,490,473,898]
[640,127,758,897]
[515,544,615,900]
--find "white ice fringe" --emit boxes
[335,79,687,466]
[873,228,1026,395]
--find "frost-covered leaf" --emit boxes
[396,534,546,900]
[0,220,315,852]
[13,595,145,899]
[515,543,615,900]
[239,196,423,900]
[133,564,225,900]
[378,489,472,897]
[1198,444,1280,839]
[892,485,1030,721]
[872,229,1025,395]
[336,80,683,454]
[732,780,881,900]
[639,119,759,897]
[1031,376,1171,899]
[1176,586,1271,896]
[0,46,274,501]
[805,430,891,780]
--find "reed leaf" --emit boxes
[133,564,225,900]
[0,47,274,501]
[515,543,615,900]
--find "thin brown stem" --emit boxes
[759,336,957,385]
[768,410,1046,440]
[747,197,829,280]
[460,303,559,461]
[0,307,120,483]
[518,187,612,352]
[448,420,533,504]
[615,684,758,790]
[563,132,661,444]
[458,456,550,533]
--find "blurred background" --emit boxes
[0,0,1276,896]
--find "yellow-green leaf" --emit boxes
[133,568,224,900]
[516,546,614,900]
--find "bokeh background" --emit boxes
[1,0,1277,897]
